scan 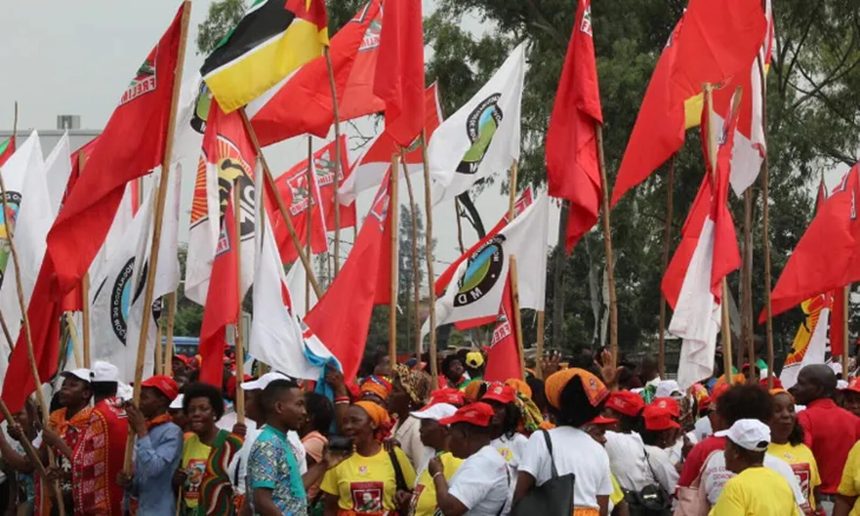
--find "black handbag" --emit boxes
[512,430,575,516]
[625,447,672,516]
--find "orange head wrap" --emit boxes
[359,375,393,401]
[463,380,485,403]
[505,378,532,399]
[354,400,393,440]
[544,368,609,411]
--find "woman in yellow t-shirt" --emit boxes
[321,401,416,515]
[396,402,463,516]
[835,441,860,516]
[768,390,821,511]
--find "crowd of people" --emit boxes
[2,347,860,515]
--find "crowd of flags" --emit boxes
[0,0,855,414]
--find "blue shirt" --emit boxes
[247,425,307,516]
[131,420,183,515]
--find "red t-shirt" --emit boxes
[677,435,726,487]
[797,398,860,494]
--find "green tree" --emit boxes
[196,0,246,55]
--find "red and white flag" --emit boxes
[483,279,522,382]
[339,84,443,206]
[304,172,392,381]
[662,91,742,389]
[545,0,604,253]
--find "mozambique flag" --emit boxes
[201,0,329,113]
[0,136,15,167]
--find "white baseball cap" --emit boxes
[169,394,184,410]
[656,380,682,398]
[60,368,93,383]
[716,418,771,451]
[410,403,458,421]
[91,361,119,383]
[241,372,290,391]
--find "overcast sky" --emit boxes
[0,1,559,271]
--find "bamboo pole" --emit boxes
[704,84,734,385]
[164,292,176,376]
[154,317,164,375]
[509,256,527,379]
[657,157,676,378]
[388,154,400,366]
[742,190,755,381]
[0,309,14,353]
[233,185,245,425]
[81,274,91,367]
[123,2,190,474]
[421,130,439,387]
[306,137,313,310]
[238,109,323,298]
[757,54,775,389]
[535,310,545,378]
[842,285,850,378]
[507,162,527,378]
[595,123,618,368]
[324,47,343,276]
[400,154,422,356]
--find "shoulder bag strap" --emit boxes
[541,429,559,479]
[388,448,409,492]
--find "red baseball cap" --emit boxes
[428,388,466,408]
[141,375,179,401]
[482,382,516,404]
[438,402,495,427]
[173,354,193,366]
[845,378,860,394]
[605,390,645,417]
[643,404,680,431]
[651,397,681,418]
[588,415,618,426]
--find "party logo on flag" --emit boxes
[360,17,381,51]
[106,257,146,343]
[314,149,343,188]
[459,94,504,176]
[580,5,593,35]
[121,49,157,105]
[455,235,506,307]
[0,191,22,283]
[285,169,313,216]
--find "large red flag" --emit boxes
[373,0,425,147]
[484,279,523,382]
[764,165,860,322]
[198,198,240,388]
[249,0,384,146]
[269,136,356,263]
[610,0,766,206]
[304,173,391,381]
[46,5,185,295]
[545,0,603,253]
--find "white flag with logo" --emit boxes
[428,193,549,329]
[428,43,525,205]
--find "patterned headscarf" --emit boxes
[359,375,393,402]
[392,363,431,406]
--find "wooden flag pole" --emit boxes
[324,47,343,275]
[238,109,323,299]
[164,292,177,376]
[400,154,423,356]
[0,172,64,515]
[704,84,734,385]
[154,317,164,375]
[509,256,527,379]
[306,137,313,310]
[388,154,400,367]
[657,157,676,378]
[550,202,569,355]
[11,101,17,146]
[535,311,545,378]
[742,190,755,381]
[81,273,92,367]
[842,285,851,378]
[420,130,439,387]
[595,123,618,368]
[123,1,191,475]
[233,185,246,425]
[0,309,14,353]
[757,55,776,389]
[507,162,527,379]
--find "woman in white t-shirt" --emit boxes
[428,402,513,516]
[514,368,614,516]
